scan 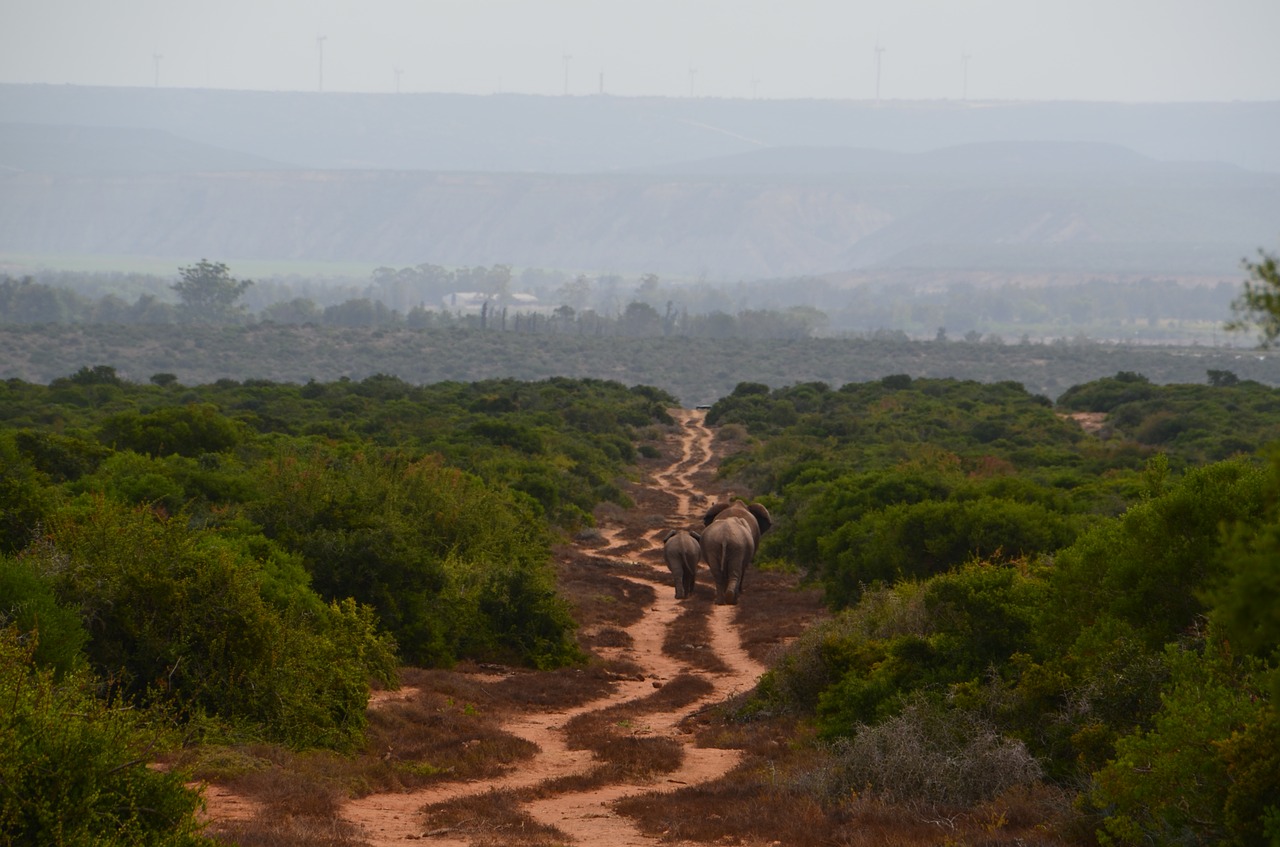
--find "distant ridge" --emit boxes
[1,84,1278,174]
[632,141,1212,178]
[0,123,291,174]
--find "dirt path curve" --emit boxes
[344,409,766,846]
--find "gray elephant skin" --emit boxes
[701,501,772,605]
[661,529,702,599]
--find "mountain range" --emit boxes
[2,85,1277,279]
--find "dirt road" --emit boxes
[341,408,770,845]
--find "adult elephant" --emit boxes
[701,501,772,605]
[660,529,702,599]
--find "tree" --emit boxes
[634,272,661,306]
[260,297,321,324]
[555,274,593,311]
[618,301,662,337]
[1207,369,1240,387]
[170,259,252,324]
[1227,249,1280,348]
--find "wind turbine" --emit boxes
[316,35,327,92]
[562,53,572,95]
[688,66,698,97]
[152,52,162,87]
[393,65,403,93]
[875,42,885,101]
[961,50,971,100]
[751,76,760,99]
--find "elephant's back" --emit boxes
[702,515,753,548]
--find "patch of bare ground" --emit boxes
[1060,410,1108,434]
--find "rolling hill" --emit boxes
[2,85,1277,279]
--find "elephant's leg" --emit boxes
[708,560,727,604]
[667,556,687,599]
[682,563,696,598]
[724,560,747,605]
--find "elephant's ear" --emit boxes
[748,503,773,534]
[703,502,730,525]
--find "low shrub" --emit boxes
[829,696,1043,808]
[0,627,209,846]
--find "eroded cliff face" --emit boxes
[4,160,1274,279]
[0,169,899,277]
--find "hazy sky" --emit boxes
[2,0,1279,102]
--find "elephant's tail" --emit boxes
[707,537,730,565]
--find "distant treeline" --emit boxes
[1,261,1245,344]
[0,271,823,341]
[1,322,1276,407]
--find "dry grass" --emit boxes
[420,789,571,847]
[732,566,829,664]
[197,749,364,846]
[555,550,657,632]
[563,673,715,753]
[488,673,717,796]
[615,725,1079,847]
[361,691,539,792]
[531,736,686,797]
[210,816,363,847]
[662,584,731,673]
[584,625,633,649]
[477,660,643,710]
[621,675,1079,845]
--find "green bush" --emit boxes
[747,581,930,719]
[1057,371,1155,412]
[71,451,252,514]
[1043,457,1269,651]
[1091,638,1276,847]
[39,498,394,750]
[249,448,579,669]
[0,627,210,846]
[1209,451,1280,670]
[97,403,248,457]
[820,496,1074,607]
[0,434,58,555]
[11,429,110,482]
[0,553,87,677]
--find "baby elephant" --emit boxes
[661,529,702,599]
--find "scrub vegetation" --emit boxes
[677,372,1280,846]
[1,260,1278,844]
[0,373,672,844]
